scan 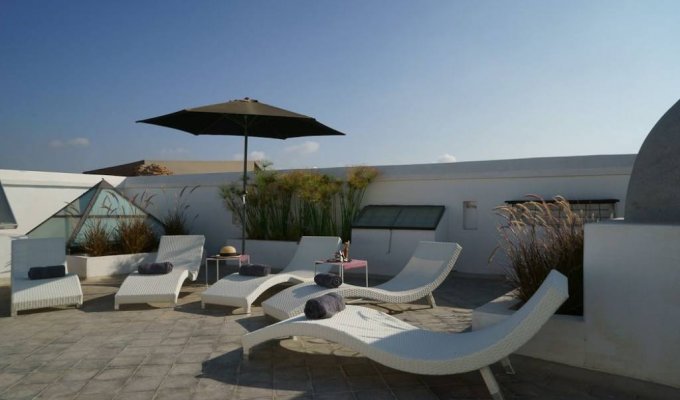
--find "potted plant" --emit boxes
[473,196,587,366]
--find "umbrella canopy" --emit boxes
[137,98,346,253]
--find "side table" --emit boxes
[314,259,368,286]
[205,254,250,286]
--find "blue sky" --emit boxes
[1,1,679,173]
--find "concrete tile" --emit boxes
[79,379,125,395]
[35,379,87,398]
[168,363,202,376]
[134,364,171,377]
[59,369,99,382]
[108,355,146,367]
[158,374,200,390]
[1,383,48,399]
[354,389,396,400]
[114,390,155,400]
[154,387,195,400]
[122,376,164,393]
[93,367,135,381]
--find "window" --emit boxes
[504,199,618,221]
[352,205,445,230]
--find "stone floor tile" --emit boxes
[0,382,48,399]
[233,385,273,399]
[392,386,440,400]
[121,376,164,393]
[158,374,200,390]
[0,372,26,390]
[75,392,116,400]
[312,392,355,400]
[114,390,155,400]
[59,369,99,382]
[175,351,211,364]
[108,355,146,367]
[154,387,195,400]
[93,367,135,381]
[19,371,62,385]
[311,377,351,394]
[79,378,125,395]
[168,362,202,376]
[354,389,396,400]
[35,379,87,398]
[134,364,171,377]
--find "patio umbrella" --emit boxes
[137,98,345,253]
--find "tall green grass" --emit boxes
[490,195,584,315]
[219,166,378,241]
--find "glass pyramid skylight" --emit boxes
[27,180,164,253]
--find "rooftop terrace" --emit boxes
[1,273,677,400]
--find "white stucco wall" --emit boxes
[0,154,634,279]
[357,155,633,275]
[0,170,125,278]
[584,222,680,388]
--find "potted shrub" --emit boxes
[473,196,587,366]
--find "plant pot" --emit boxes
[471,291,586,368]
[67,252,156,279]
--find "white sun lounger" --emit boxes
[262,241,462,320]
[243,270,568,400]
[201,236,341,314]
[114,235,205,310]
[11,237,83,317]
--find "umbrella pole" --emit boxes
[242,122,248,255]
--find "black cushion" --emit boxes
[239,264,271,277]
[138,262,173,275]
[28,265,66,280]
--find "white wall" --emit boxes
[120,172,243,257]
[584,222,680,388]
[357,155,633,275]
[0,170,125,278]
[0,154,634,279]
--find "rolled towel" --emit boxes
[304,293,346,319]
[28,265,66,280]
[314,273,342,288]
[239,263,271,277]
[138,262,173,275]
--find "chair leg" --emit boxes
[479,366,504,400]
[245,305,251,314]
[11,307,17,317]
[201,301,206,310]
[501,357,515,375]
[114,303,119,311]
[427,293,437,308]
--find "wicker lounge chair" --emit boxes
[114,235,205,310]
[201,236,341,314]
[11,237,83,317]
[243,270,568,400]
[262,241,462,320]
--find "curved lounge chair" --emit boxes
[11,237,83,317]
[201,236,341,314]
[243,270,568,400]
[262,241,462,320]
[114,235,205,310]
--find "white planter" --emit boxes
[67,252,156,279]
[472,291,586,368]
[226,239,298,271]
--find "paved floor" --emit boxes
[0,272,678,400]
